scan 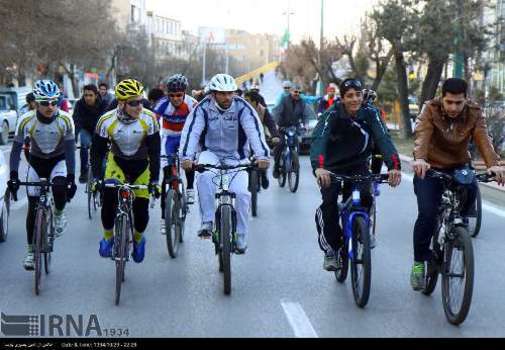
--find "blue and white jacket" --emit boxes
[179,95,270,162]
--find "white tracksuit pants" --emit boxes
[196,151,250,238]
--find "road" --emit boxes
[0,72,504,338]
[0,150,505,337]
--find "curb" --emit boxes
[398,153,505,193]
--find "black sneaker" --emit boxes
[79,174,88,184]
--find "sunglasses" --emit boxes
[342,80,363,89]
[39,100,59,107]
[293,91,301,94]
[168,93,185,98]
[126,100,143,107]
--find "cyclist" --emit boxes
[154,74,197,204]
[8,80,77,271]
[72,84,108,183]
[272,84,313,179]
[410,78,505,291]
[92,79,161,264]
[310,78,402,271]
[99,82,114,109]
[317,83,340,116]
[244,90,281,189]
[180,74,270,254]
[249,83,267,107]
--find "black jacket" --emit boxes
[72,98,108,134]
[310,102,401,172]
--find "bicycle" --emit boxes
[248,162,266,218]
[195,162,256,296]
[77,146,102,220]
[104,182,150,306]
[466,185,482,238]
[161,155,188,259]
[18,180,56,296]
[0,189,10,243]
[330,173,390,308]
[278,126,302,193]
[422,169,495,325]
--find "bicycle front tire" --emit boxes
[350,216,372,308]
[219,205,233,295]
[442,226,474,325]
[114,214,129,306]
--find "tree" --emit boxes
[371,0,419,139]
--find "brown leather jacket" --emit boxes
[414,98,500,169]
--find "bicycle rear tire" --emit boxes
[350,216,372,308]
[335,242,349,283]
[288,151,300,193]
[442,226,474,325]
[469,187,482,238]
[278,156,287,188]
[249,170,259,217]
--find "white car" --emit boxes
[0,151,10,242]
[0,94,18,145]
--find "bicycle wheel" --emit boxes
[165,190,180,258]
[335,242,349,283]
[33,208,45,296]
[44,209,53,275]
[469,187,482,238]
[179,182,187,244]
[87,177,93,220]
[288,151,300,193]
[219,205,233,295]
[350,216,372,308]
[114,214,129,306]
[441,226,474,325]
[0,191,9,243]
[249,169,259,217]
[278,156,287,188]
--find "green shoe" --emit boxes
[410,262,426,291]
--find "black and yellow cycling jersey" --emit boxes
[92,108,161,193]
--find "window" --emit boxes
[0,96,6,110]
[130,5,136,23]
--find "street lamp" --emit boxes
[282,0,295,49]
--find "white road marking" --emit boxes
[401,172,505,218]
[281,300,318,338]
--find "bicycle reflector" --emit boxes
[120,189,130,200]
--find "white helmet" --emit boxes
[208,74,238,92]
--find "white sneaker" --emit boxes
[54,212,67,237]
[186,189,195,205]
[234,234,247,254]
[198,222,213,239]
[23,252,34,271]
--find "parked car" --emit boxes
[0,93,18,145]
[0,86,33,144]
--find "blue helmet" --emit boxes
[33,80,60,101]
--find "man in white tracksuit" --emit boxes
[180,74,270,254]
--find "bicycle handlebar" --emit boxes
[194,163,256,173]
[427,169,496,183]
[329,173,390,184]
[104,183,149,190]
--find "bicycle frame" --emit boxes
[281,126,300,172]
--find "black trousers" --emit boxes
[315,163,373,255]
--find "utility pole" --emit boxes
[318,0,325,95]
[282,0,295,49]
[202,40,207,86]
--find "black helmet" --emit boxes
[26,92,35,104]
[166,74,189,93]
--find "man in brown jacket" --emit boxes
[410,78,505,291]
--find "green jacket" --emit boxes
[310,102,401,173]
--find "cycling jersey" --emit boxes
[92,108,161,183]
[14,110,75,159]
[154,95,197,137]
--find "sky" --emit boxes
[147,0,379,42]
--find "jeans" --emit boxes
[413,173,477,262]
[79,129,93,176]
